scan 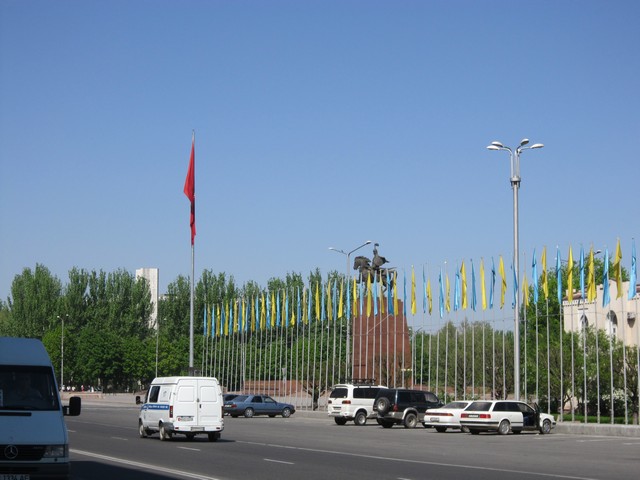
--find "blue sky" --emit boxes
[1,0,638,315]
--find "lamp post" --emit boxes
[56,314,68,390]
[487,139,543,401]
[329,240,372,380]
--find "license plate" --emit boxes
[467,414,479,418]
[430,417,440,422]
[1,475,30,480]
[191,427,204,432]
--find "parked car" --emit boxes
[423,400,472,432]
[459,400,555,435]
[328,382,387,426]
[224,393,239,402]
[373,388,442,428]
[223,394,295,418]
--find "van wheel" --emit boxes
[403,413,418,429]
[354,411,367,426]
[282,407,292,418]
[159,423,171,441]
[138,421,147,438]
[244,408,255,418]
[497,419,510,435]
[208,432,220,442]
[334,417,348,425]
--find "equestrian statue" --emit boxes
[353,243,395,292]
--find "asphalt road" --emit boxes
[66,401,640,480]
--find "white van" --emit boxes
[0,336,81,479]
[328,382,387,426]
[137,376,224,442]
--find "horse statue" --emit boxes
[353,244,395,292]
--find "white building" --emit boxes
[563,281,639,347]
[136,267,159,330]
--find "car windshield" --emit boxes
[0,365,60,411]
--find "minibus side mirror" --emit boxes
[63,396,81,416]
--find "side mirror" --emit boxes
[63,396,81,416]
[135,395,142,405]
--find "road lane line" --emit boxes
[72,449,220,480]
[264,458,294,465]
[237,440,599,480]
[178,447,201,451]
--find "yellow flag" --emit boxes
[224,302,230,336]
[411,266,416,315]
[366,274,372,317]
[271,291,276,327]
[522,274,529,308]
[567,246,574,301]
[217,304,221,337]
[587,246,596,302]
[480,258,487,310]
[426,278,432,314]
[352,277,358,316]
[499,255,506,308]
[445,273,451,312]
[338,280,344,318]
[233,301,239,332]
[393,271,399,314]
[541,247,548,300]
[461,261,467,310]
[250,297,256,332]
[614,238,622,298]
[260,294,266,330]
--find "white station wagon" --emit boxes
[460,400,555,435]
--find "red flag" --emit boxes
[183,135,195,245]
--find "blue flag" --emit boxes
[387,270,394,315]
[373,274,378,315]
[579,245,585,300]
[556,248,562,303]
[490,257,496,309]
[630,239,637,300]
[532,249,539,304]
[454,266,460,311]
[603,248,610,307]
[438,269,444,318]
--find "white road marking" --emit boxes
[110,436,128,441]
[178,446,202,452]
[72,449,220,480]
[264,458,294,465]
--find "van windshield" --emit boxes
[0,365,60,411]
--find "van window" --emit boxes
[148,386,160,403]
[0,365,59,411]
[201,386,219,402]
[353,387,380,399]
[330,388,348,399]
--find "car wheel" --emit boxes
[354,411,367,426]
[334,417,348,425]
[282,407,292,418]
[461,426,470,433]
[375,397,391,415]
[497,419,510,435]
[244,408,255,418]
[208,432,220,442]
[435,426,447,433]
[159,423,171,441]
[139,421,147,438]
[540,419,552,435]
[403,413,418,429]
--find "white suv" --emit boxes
[327,383,387,426]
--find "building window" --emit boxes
[606,311,618,337]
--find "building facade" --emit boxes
[135,267,159,330]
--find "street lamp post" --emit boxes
[329,240,372,380]
[487,139,543,401]
[56,315,68,389]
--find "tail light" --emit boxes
[342,400,351,404]
[169,406,173,418]
[393,404,398,412]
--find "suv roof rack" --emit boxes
[351,378,378,386]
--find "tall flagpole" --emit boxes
[184,130,196,375]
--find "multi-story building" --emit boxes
[135,267,159,330]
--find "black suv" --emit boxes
[373,388,442,428]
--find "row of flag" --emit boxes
[202,240,637,337]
